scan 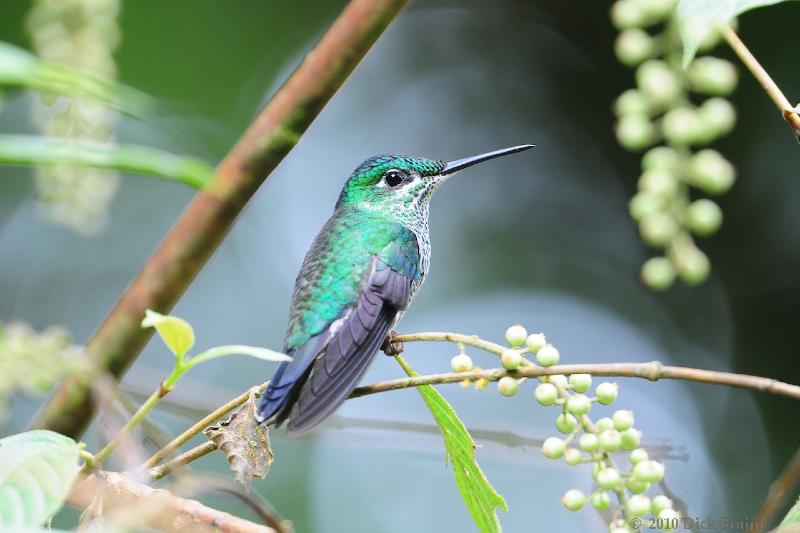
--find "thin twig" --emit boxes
[722,26,800,137]
[149,441,218,481]
[31,0,409,439]
[752,445,800,532]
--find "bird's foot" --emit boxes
[381,329,404,356]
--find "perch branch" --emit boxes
[752,445,800,532]
[68,471,275,533]
[31,0,408,438]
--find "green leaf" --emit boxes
[0,135,214,189]
[677,0,796,65]
[142,309,195,358]
[396,356,507,533]
[0,430,81,527]
[187,344,291,368]
[779,494,800,531]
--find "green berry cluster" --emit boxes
[611,0,738,290]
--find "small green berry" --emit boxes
[591,462,601,480]
[596,467,621,489]
[542,437,566,459]
[616,114,656,151]
[686,198,723,237]
[549,374,568,387]
[615,28,654,66]
[556,413,579,434]
[610,0,648,29]
[640,212,679,246]
[579,432,599,452]
[629,191,665,222]
[630,447,649,464]
[633,460,665,483]
[595,417,614,432]
[498,376,519,397]
[614,89,650,116]
[526,332,547,353]
[638,168,679,196]
[699,97,736,137]
[595,382,619,405]
[564,447,583,466]
[621,428,642,450]
[627,477,650,494]
[450,354,473,373]
[652,495,673,516]
[658,508,681,530]
[642,146,681,172]
[505,324,528,347]
[599,429,622,452]
[627,494,652,517]
[641,257,676,291]
[637,60,681,107]
[535,382,559,406]
[501,348,523,370]
[561,489,586,511]
[662,106,703,145]
[567,394,591,416]
[537,344,560,367]
[591,491,611,510]
[674,245,710,285]
[569,374,592,393]
[688,57,738,96]
[688,149,735,195]
[613,410,635,431]
[641,0,676,20]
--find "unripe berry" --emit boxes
[688,149,735,195]
[596,467,621,489]
[642,146,681,172]
[641,257,676,291]
[567,394,592,416]
[564,447,583,465]
[615,28,654,66]
[556,413,579,434]
[641,0,676,20]
[591,491,611,510]
[652,495,674,516]
[526,332,547,353]
[537,344,560,366]
[627,494,652,517]
[621,428,642,450]
[505,324,527,347]
[542,437,566,459]
[501,349,522,370]
[688,57,738,96]
[451,354,473,373]
[569,374,592,393]
[662,106,703,145]
[637,60,681,106]
[579,432,599,452]
[595,417,614,432]
[498,376,519,397]
[549,374,568,387]
[629,191,665,222]
[638,168,679,196]
[614,89,650,116]
[630,447,649,464]
[595,382,619,405]
[616,114,656,151]
[591,462,601,479]
[686,198,723,237]
[699,97,736,137]
[534,383,559,406]
[658,508,681,530]
[674,246,710,285]
[561,489,586,511]
[599,429,622,452]
[613,410,635,431]
[610,0,648,29]
[633,460,665,483]
[627,477,650,494]
[640,213,679,246]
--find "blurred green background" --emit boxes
[1,1,799,531]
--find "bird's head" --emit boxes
[335,145,534,222]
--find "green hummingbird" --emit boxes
[256,145,534,435]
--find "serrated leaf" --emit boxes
[204,387,274,489]
[0,430,81,527]
[398,359,507,533]
[677,0,796,65]
[141,309,195,358]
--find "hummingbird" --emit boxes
[256,144,534,436]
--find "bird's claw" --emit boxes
[381,329,404,356]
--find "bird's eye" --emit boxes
[383,170,406,188]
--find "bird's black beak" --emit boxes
[441,144,535,175]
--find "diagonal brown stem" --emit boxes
[31,0,409,438]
